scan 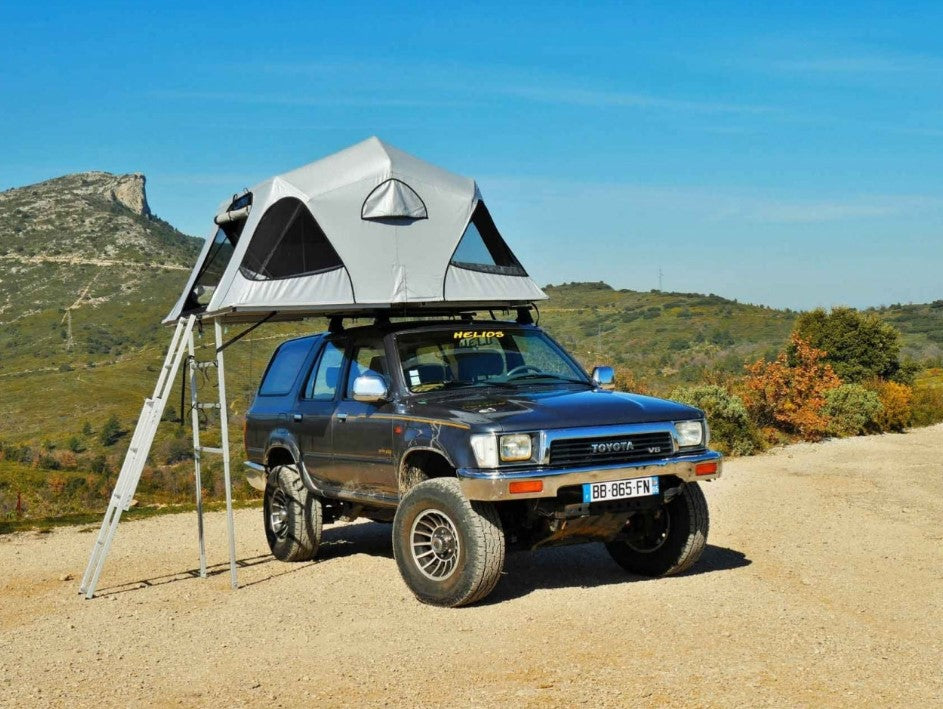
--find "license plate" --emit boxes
[582,476,660,503]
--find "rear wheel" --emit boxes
[392,478,505,607]
[263,464,322,562]
[605,482,709,576]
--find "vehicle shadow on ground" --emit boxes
[316,522,395,562]
[483,543,751,605]
[317,523,750,603]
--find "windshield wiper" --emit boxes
[506,373,591,385]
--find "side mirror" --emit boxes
[591,366,616,391]
[352,373,389,403]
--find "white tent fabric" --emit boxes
[165,137,546,323]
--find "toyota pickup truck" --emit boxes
[244,317,722,606]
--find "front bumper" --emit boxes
[457,450,722,502]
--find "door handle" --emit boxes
[336,413,348,422]
[292,413,302,422]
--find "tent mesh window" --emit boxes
[240,197,344,281]
[450,202,526,276]
[183,192,252,313]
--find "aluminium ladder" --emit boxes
[79,315,239,598]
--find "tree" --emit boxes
[99,414,123,446]
[792,307,901,383]
[744,334,841,441]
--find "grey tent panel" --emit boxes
[361,178,427,220]
[165,137,546,324]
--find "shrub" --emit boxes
[161,435,194,464]
[38,452,61,470]
[822,384,883,436]
[99,414,123,446]
[910,374,943,427]
[614,368,652,396]
[669,385,763,456]
[866,380,913,432]
[744,334,841,441]
[793,307,902,382]
[56,450,79,470]
[67,436,86,453]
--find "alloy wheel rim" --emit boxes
[410,508,461,581]
[269,488,289,539]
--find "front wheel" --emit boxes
[392,478,505,607]
[263,464,322,562]
[605,481,709,576]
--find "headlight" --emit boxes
[470,434,499,468]
[499,434,532,462]
[674,420,704,448]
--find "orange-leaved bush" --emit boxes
[743,334,841,441]
[866,379,913,432]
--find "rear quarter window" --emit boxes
[258,339,314,396]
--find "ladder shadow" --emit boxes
[92,554,275,597]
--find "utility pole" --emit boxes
[658,267,663,292]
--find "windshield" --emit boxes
[395,327,589,393]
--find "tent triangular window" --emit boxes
[361,178,427,220]
[240,197,344,280]
[182,192,252,313]
[450,202,525,276]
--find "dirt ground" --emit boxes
[1,425,941,707]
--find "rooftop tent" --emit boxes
[164,137,546,324]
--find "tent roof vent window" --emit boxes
[361,178,428,221]
[240,197,344,281]
[450,202,526,276]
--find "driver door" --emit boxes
[331,339,397,499]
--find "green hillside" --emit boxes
[539,282,796,392]
[865,301,943,363]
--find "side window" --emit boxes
[345,343,388,397]
[258,339,313,397]
[303,340,346,400]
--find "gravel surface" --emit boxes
[2,425,941,707]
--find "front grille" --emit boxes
[548,431,674,467]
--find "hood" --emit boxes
[407,386,703,432]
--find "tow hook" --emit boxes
[663,484,684,504]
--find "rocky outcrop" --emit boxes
[107,173,150,217]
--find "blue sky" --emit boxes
[1,1,941,309]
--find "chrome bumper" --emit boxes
[244,461,267,492]
[457,450,722,502]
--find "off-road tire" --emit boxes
[605,481,709,576]
[263,464,322,562]
[392,478,505,607]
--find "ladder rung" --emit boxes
[196,403,221,409]
[199,446,225,455]
[192,360,217,370]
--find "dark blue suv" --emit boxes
[244,318,722,606]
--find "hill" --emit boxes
[0,172,201,375]
[539,282,797,390]
[540,282,943,391]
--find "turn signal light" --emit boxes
[695,462,718,476]
[509,480,543,494]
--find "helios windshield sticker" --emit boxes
[452,330,504,340]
